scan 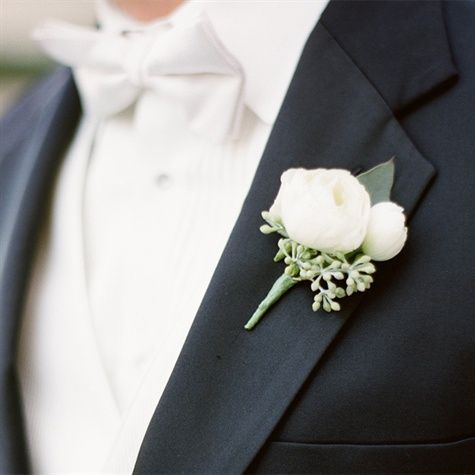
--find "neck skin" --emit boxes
[114,0,185,21]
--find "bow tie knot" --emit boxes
[33,15,245,142]
[115,33,151,87]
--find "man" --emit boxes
[1,0,474,473]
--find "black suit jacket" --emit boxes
[1,1,474,473]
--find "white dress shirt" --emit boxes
[17,1,328,473]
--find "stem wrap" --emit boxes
[244,273,297,330]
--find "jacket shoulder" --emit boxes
[0,67,73,158]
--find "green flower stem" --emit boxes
[244,273,297,330]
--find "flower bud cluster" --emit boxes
[273,237,376,313]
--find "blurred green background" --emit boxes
[0,0,95,116]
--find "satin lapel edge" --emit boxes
[0,68,79,362]
[0,68,80,474]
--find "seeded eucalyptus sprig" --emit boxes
[269,233,375,313]
[244,212,376,330]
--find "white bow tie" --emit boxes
[33,15,245,142]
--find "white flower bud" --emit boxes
[362,202,408,261]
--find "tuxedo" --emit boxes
[1,1,474,473]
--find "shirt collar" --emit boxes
[96,0,328,125]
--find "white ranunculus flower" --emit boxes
[362,202,408,261]
[270,168,371,253]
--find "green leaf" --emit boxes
[357,158,395,204]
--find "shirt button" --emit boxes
[155,173,172,190]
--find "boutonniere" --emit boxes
[245,159,407,330]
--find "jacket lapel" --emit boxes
[134,6,454,471]
[0,68,80,473]
[321,0,457,115]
